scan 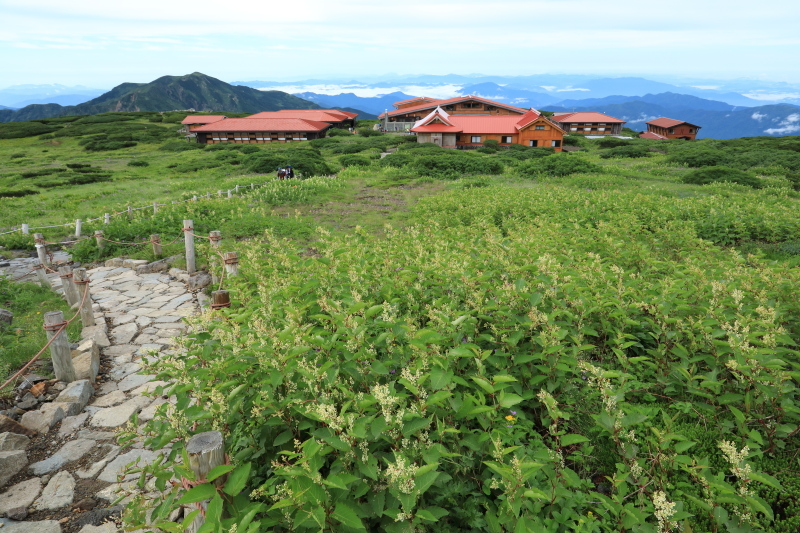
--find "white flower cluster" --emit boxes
[652,490,678,533]
[384,455,417,495]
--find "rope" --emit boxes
[59,272,73,279]
[0,228,20,236]
[210,301,231,310]
[43,321,68,332]
[0,280,91,391]
[9,269,36,281]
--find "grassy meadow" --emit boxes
[3,113,800,532]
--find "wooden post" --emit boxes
[250,183,254,189]
[235,185,240,194]
[223,252,239,278]
[153,202,159,215]
[184,220,196,274]
[75,219,82,238]
[151,234,162,257]
[211,290,230,311]
[34,263,51,289]
[43,311,76,383]
[209,231,221,249]
[104,213,110,224]
[127,206,133,221]
[21,223,29,235]
[205,193,210,199]
[34,234,48,265]
[217,190,222,197]
[227,190,232,199]
[209,231,222,284]
[73,268,95,327]
[58,266,80,307]
[185,431,225,533]
[193,195,197,202]
[94,230,105,251]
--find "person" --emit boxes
[277,167,286,180]
[286,165,295,179]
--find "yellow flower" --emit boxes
[504,415,515,422]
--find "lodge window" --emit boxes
[669,129,675,134]
[462,102,483,109]
[471,136,481,143]
[535,125,545,131]
[529,140,538,147]
[552,140,561,147]
[689,129,695,133]
[501,136,512,144]
[570,127,578,131]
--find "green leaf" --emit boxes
[223,463,252,496]
[333,503,365,530]
[674,441,697,453]
[749,472,783,491]
[206,464,235,482]
[560,434,589,447]
[403,417,431,437]
[499,393,523,408]
[472,377,495,394]
[177,483,217,505]
[415,509,438,522]
[273,430,293,447]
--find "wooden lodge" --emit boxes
[549,112,626,135]
[410,107,565,152]
[181,115,227,135]
[192,117,331,144]
[379,95,529,132]
[644,118,701,140]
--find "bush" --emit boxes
[681,166,761,188]
[0,189,38,198]
[159,141,206,152]
[80,136,137,151]
[328,144,365,155]
[0,122,60,139]
[599,145,650,159]
[244,148,333,177]
[357,128,382,137]
[127,160,150,167]
[562,135,587,147]
[327,128,353,137]
[9,153,25,159]
[596,137,631,148]
[518,155,602,177]
[667,148,726,167]
[338,155,371,167]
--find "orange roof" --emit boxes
[411,112,564,135]
[393,96,441,108]
[192,118,331,133]
[380,95,528,118]
[248,109,357,122]
[647,117,700,129]
[181,115,227,125]
[550,112,626,124]
[640,131,667,140]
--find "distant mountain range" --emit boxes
[0,83,105,109]
[0,73,337,123]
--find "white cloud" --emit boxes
[622,113,659,124]
[692,85,720,90]
[751,112,767,121]
[764,113,800,134]
[743,92,800,101]
[258,84,464,99]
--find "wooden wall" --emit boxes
[647,124,698,140]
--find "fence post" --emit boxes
[250,183,254,189]
[43,311,76,383]
[217,190,222,197]
[235,185,240,194]
[185,431,225,533]
[34,234,49,266]
[127,206,133,221]
[75,219,82,238]
[223,252,239,278]
[34,263,51,289]
[211,290,230,311]
[58,266,79,307]
[94,231,105,251]
[104,213,110,224]
[151,234,162,257]
[227,190,232,199]
[21,223,29,235]
[209,231,222,284]
[183,220,196,274]
[153,202,159,215]
[73,268,95,327]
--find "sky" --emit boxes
[1,0,799,88]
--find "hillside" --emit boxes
[0,73,322,123]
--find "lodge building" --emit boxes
[379,95,531,132]
[191,118,332,144]
[643,118,701,140]
[549,112,626,135]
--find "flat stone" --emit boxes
[77,338,99,360]
[56,380,93,409]
[96,381,118,395]
[76,429,116,441]
[0,415,37,438]
[152,322,187,331]
[132,333,160,345]
[0,478,42,516]
[16,393,37,410]
[136,344,164,355]
[102,345,138,356]
[49,401,82,417]
[0,451,28,492]
[110,322,138,344]
[135,316,153,327]
[0,432,30,451]
[129,381,168,397]
[79,524,118,533]
[0,519,61,533]
[5,506,27,520]
[80,323,108,339]
[58,412,89,438]
[108,362,141,380]
[29,439,95,475]
[91,390,127,408]
[90,396,152,428]
[34,470,75,510]
[98,448,160,482]
[76,445,119,479]
[82,328,110,348]
[118,374,155,393]
[112,314,136,326]
[123,259,148,269]
[20,404,65,434]
[73,351,100,383]
[138,398,168,422]
[104,258,124,267]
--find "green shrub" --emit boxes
[0,189,38,198]
[357,128,382,137]
[596,137,631,148]
[127,160,150,167]
[681,166,761,188]
[244,148,333,177]
[338,155,371,167]
[9,153,25,159]
[0,122,60,139]
[667,148,726,167]
[327,128,353,137]
[237,145,261,154]
[159,141,205,152]
[600,145,650,159]
[329,144,365,155]
[518,155,602,177]
[562,135,587,147]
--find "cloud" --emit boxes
[743,92,800,101]
[622,113,660,124]
[764,113,800,134]
[692,85,720,90]
[751,112,767,121]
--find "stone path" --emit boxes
[0,255,200,532]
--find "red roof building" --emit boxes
[645,117,701,140]
[379,95,529,132]
[550,112,626,135]
[410,107,565,151]
[249,109,357,128]
[639,131,667,140]
[192,118,331,144]
[181,115,227,136]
